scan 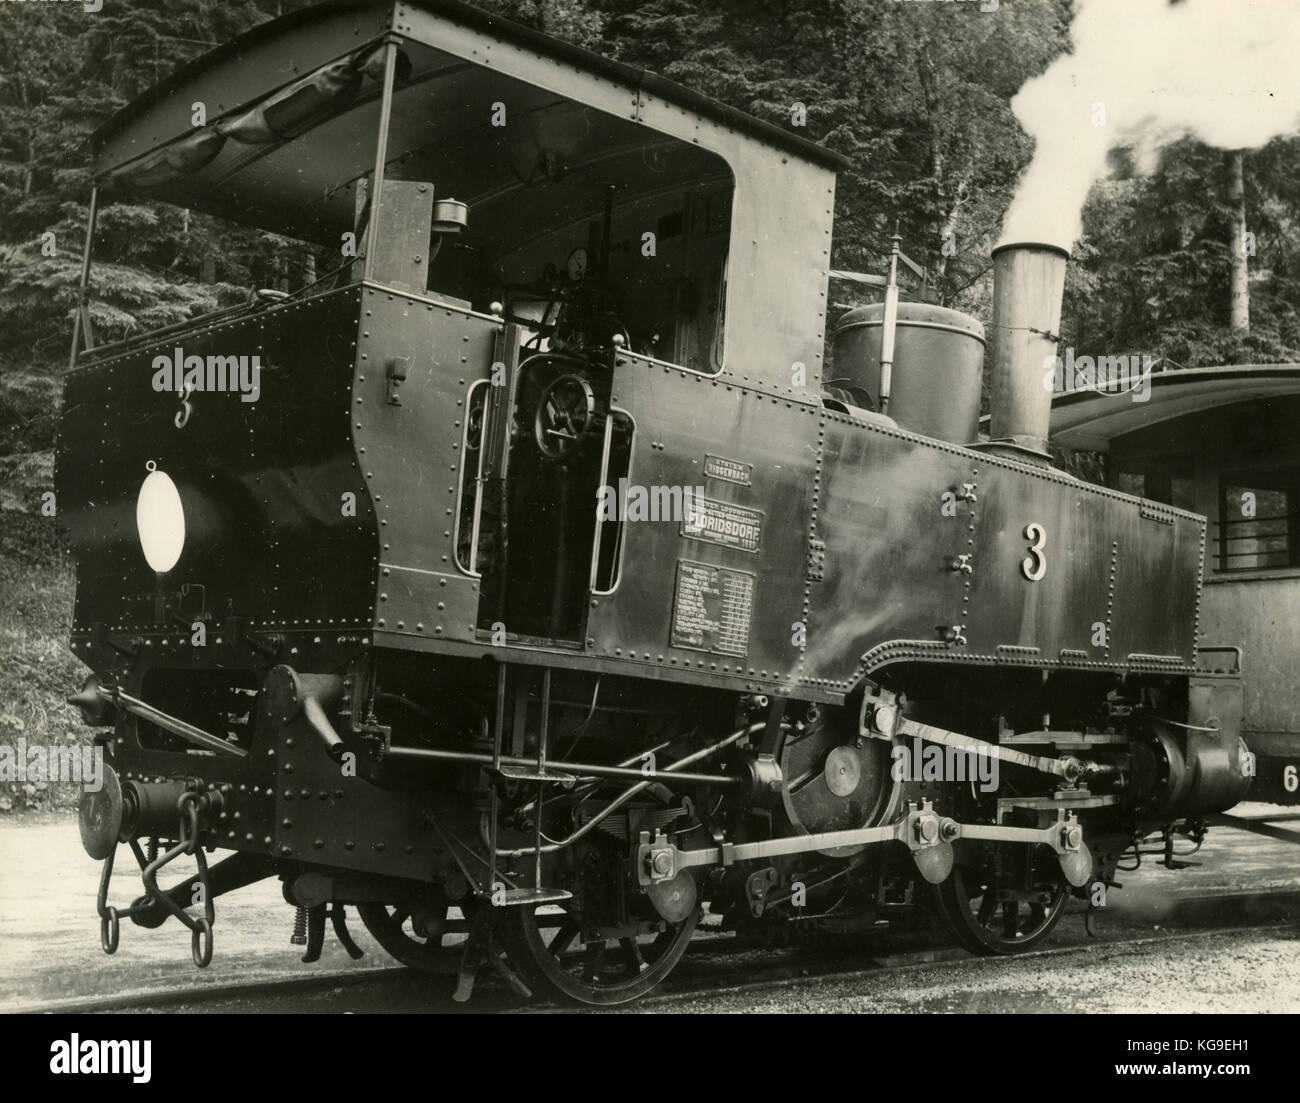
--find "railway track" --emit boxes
[16,886,1299,1014]
[621,921,1300,1014]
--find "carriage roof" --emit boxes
[1050,364,1300,452]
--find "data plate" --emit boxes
[670,559,755,657]
[704,454,752,486]
[681,496,763,554]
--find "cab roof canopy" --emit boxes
[93,0,847,392]
[93,0,847,185]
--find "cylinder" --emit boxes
[830,302,985,444]
[987,243,1069,456]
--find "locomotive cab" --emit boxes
[67,0,842,658]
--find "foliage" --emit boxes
[0,496,81,813]
[0,2,306,384]
[1064,137,1300,364]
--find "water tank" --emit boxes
[830,302,985,444]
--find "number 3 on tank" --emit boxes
[1021,522,1047,581]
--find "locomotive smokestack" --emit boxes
[987,243,1069,459]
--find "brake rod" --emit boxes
[897,717,1072,778]
[100,686,247,759]
[384,744,738,786]
[863,701,1076,780]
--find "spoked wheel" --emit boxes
[356,900,459,974]
[934,843,1069,955]
[504,899,699,1006]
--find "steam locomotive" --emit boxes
[58,0,1254,1005]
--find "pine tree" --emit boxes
[1067,137,1300,368]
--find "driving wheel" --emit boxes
[934,843,1069,955]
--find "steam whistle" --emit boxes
[878,228,901,416]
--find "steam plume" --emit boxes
[1001,0,1300,249]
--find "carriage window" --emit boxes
[1216,465,1300,572]
[1170,475,1196,510]
[1115,470,1145,497]
[1113,458,1193,509]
